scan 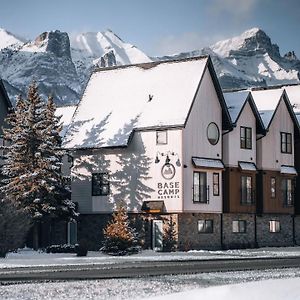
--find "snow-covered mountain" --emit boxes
[155,28,300,89]
[0,27,299,105]
[0,28,151,105]
[70,29,151,85]
[0,28,25,50]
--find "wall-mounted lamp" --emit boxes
[155,151,181,167]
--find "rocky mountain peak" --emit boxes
[212,27,280,59]
[33,30,71,58]
[284,51,298,61]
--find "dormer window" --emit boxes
[281,132,292,154]
[156,130,168,145]
[240,127,252,149]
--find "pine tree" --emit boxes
[1,82,77,221]
[163,216,177,252]
[101,205,139,255]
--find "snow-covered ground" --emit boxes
[1,246,300,269]
[1,247,300,299]
[1,268,300,299]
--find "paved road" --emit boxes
[1,256,300,282]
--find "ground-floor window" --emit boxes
[281,178,293,206]
[269,220,280,233]
[198,219,213,233]
[193,172,208,203]
[67,221,78,245]
[270,177,276,198]
[92,173,110,196]
[232,220,246,233]
[241,175,253,205]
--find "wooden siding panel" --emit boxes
[182,68,223,213]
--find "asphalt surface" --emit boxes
[1,256,300,282]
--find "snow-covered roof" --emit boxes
[223,91,250,123]
[283,85,300,113]
[238,161,257,172]
[63,57,209,149]
[192,157,225,170]
[251,89,284,128]
[55,105,77,137]
[280,165,297,176]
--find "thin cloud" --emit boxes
[208,0,259,18]
[154,32,225,56]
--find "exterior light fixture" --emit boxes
[155,151,181,166]
[165,155,171,165]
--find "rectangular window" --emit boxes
[67,221,78,245]
[213,173,219,196]
[198,220,213,233]
[281,178,293,206]
[92,173,110,196]
[281,132,292,154]
[193,172,208,203]
[240,127,252,149]
[232,220,247,233]
[156,130,168,145]
[271,177,276,198]
[269,220,280,233]
[241,175,253,204]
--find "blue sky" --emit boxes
[1,0,300,57]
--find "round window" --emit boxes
[207,122,219,145]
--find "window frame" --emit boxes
[232,220,247,233]
[281,178,293,206]
[280,132,292,154]
[193,171,209,204]
[240,126,252,150]
[241,175,253,205]
[207,122,220,145]
[92,172,110,196]
[198,219,213,233]
[269,220,280,233]
[213,173,220,196]
[156,130,168,145]
[270,177,276,199]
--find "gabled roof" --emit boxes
[251,88,299,133]
[55,105,77,137]
[63,56,231,149]
[223,90,265,134]
[283,84,300,112]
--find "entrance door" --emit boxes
[152,220,163,251]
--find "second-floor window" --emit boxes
[281,178,293,206]
[156,130,168,145]
[240,127,252,149]
[281,132,292,154]
[193,172,208,203]
[92,173,110,196]
[241,175,253,205]
[213,173,219,196]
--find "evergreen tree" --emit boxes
[163,216,177,252]
[1,82,77,221]
[101,205,139,255]
[0,201,31,257]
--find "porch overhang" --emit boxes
[280,165,297,176]
[192,157,225,170]
[238,161,257,172]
